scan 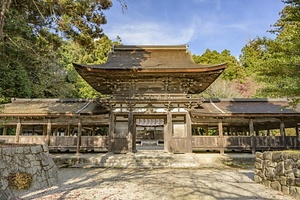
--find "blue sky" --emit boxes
[102,0,285,57]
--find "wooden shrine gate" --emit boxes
[107,112,193,154]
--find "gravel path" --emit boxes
[19,168,295,200]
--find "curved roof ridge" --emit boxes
[113,44,188,50]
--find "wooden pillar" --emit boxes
[108,111,115,152]
[42,124,47,136]
[205,126,209,136]
[92,126,96,136]
[229,126,234,136]
[218,120,224,155]
[46,119,51,146]
[224,126,227,136]
[127,109,133,153]
[32,125,35,136]
[15,118,21,143]
[280,119,286,149]
[255,129,260,136]
[186,112,192,153]
[76,119,82,156]
[3,126,7,135]
[132,120,136,153]
[267,129,271,136]
[67,124,71,136]
[54,128,58,136]
[164,111,172,153]
[249,118,255,154]
[63,127,67,136]
[226,126,230,136]
[296,125,300,147]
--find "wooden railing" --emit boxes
[192,136,220,149]
[0,136,16,143]
[224,136,252,150]
[19,136,47,144]
[0,135,298,153]
[192,136,300,151]
[0,135,108,152]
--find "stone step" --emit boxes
[51,152,255,169]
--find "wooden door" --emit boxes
[110,115,129,153]
[168,114,192,153]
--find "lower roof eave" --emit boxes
[0,113,108,118]
[190,112,300,118]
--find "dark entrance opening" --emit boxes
[135,118,164,151]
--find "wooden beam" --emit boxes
[76,119,82,156]
[218,120,224,155]
[249,118,255,154]
[15,118,21,143]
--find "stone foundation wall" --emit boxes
[0,144,58,199]
[254,151,300,199]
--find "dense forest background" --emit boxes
[0,0,299,104]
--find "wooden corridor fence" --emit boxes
[1,135,299,153]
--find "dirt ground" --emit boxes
[18,168,295,200]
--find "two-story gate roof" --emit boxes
[73,45,227,97]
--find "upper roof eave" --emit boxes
[73,62,227,72]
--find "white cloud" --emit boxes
[215,0,221,11]
[192,0,207,3]
[105,21,196,45]
[104,14,255,47]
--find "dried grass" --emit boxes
[6,172,33,189]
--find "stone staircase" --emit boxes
[97,153,175,168]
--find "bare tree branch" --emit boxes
[0,0,12,37]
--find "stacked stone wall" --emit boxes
[254,151,300,199]
[0,144,58,199]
